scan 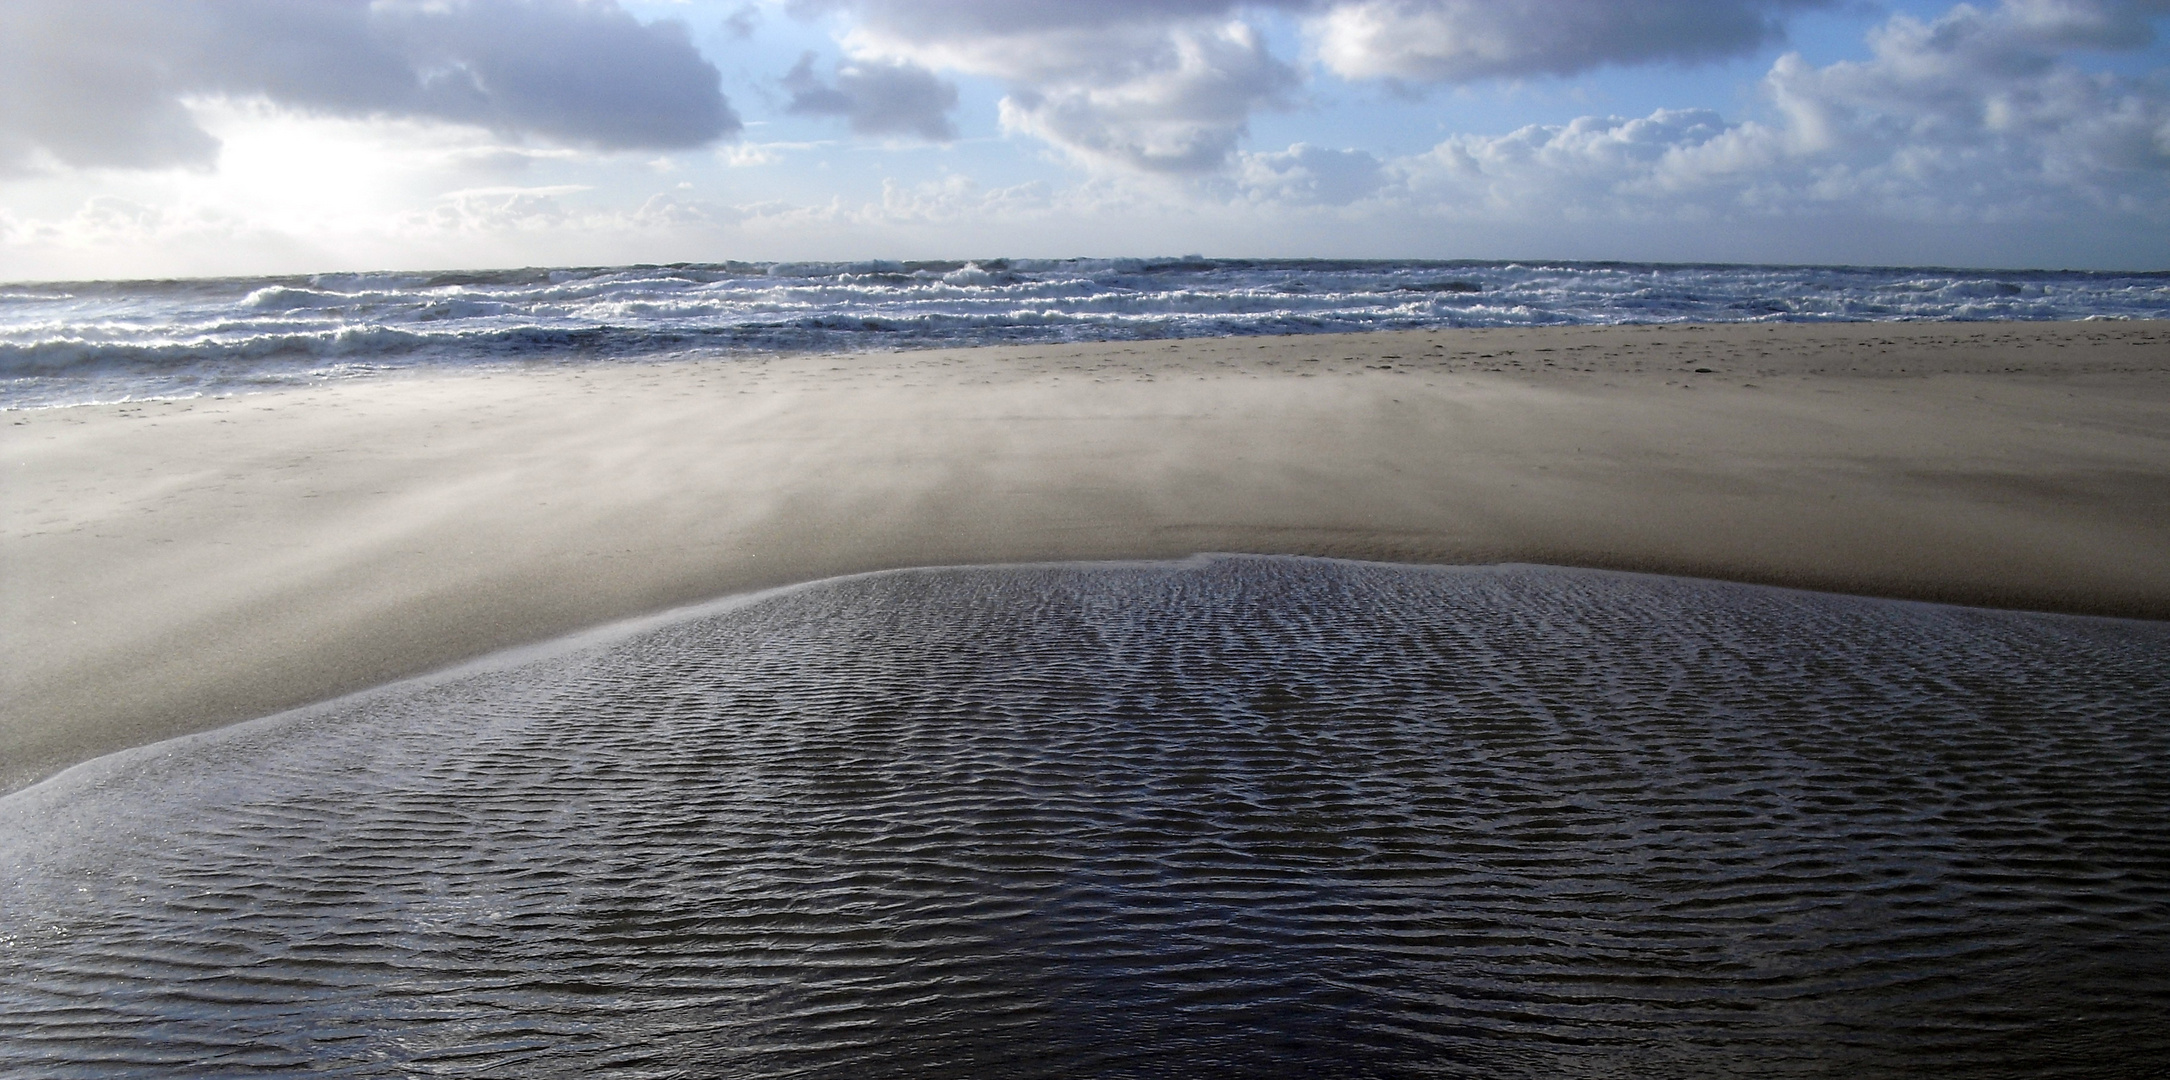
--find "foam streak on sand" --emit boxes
[3,319,2169,793]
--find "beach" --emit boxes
[5,318,2168,795]
[9,555,2166,1074]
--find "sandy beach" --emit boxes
[5,319,2168,794]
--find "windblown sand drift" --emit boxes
[4,320,2168,793]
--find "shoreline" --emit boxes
[6,319,2168,795]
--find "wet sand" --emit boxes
[9,558,2165,1075]
[5,319,2168,794]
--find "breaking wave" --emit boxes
[5,258,2166,406]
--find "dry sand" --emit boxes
[5,319,2169,794]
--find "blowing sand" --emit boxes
[5,319,2168,794]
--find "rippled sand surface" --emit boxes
[3,557,2167,1078]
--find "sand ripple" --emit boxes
[2,557,2166,1077]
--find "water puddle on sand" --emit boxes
[3,556,2167,1078]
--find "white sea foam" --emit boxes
[4,258,2165,407]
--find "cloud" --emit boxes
[634,190,749,229]
[0,0,738,174]
[783,53,960,141]
[994,22,1299,174]
[0,192,296,272]
[875,175,1055,221]
[791,1,1282,40]
[805,0,1846,84]
[1308,0,1833,83]
[1740,0,2170,209]
[788,0,1856,176]
[802,0,1301,173]
[417,189,564,235]
[1390,0,2170,222]
[724,4,762,39]
[1397,108,1743,217]
[1237,143,1385,203]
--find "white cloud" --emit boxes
[1386,0,2170,225]
[1236,143,1386,204]
[4,0,2165,275]
[417,188,583,234]
[788,0,1849,179]
[1308,0,1831,83]
[0,0,739,174]
[0,191,317,280]
[993,22,1298,174]
[1397,109,1741,218]
[719,142,790,167]
[804,1,1301,173]
[633,189,748,229]
[791,0,2162,200]
[792,0,1281,43]
[875,175,1054,221]
[783,53,960,141]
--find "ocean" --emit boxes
[5,258,2168,408]
[3,558,2166,1078]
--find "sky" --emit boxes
[1,0,2167,280]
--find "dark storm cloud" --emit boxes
[783,54,960,141]
[0,0,738,172]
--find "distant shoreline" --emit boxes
[5,319,2168,795]
[10,254,2170,289]
[9,259,2169,411]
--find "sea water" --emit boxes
[5,258,2168,407]
[3,557,2165,1078]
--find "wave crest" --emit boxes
[6,259,2166,406]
